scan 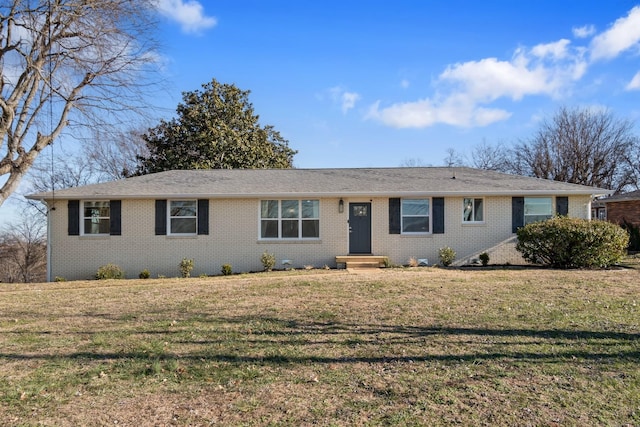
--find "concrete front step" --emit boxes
[346,261,382,269]
[335,255,388,269]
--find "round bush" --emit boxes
[438,246,456,267]
[96,263,125,280]
[516,217,629,268]
[261,251,276,272]
[221,264,233,276]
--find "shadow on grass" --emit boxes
[1,317,638,365]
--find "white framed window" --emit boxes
[524,197,552,225]
[402,199,430,233]
[592,207,606,220]
[82,201,110,235]
[169,200,197,235]
[260,199,320,239]
[463,198,484,223]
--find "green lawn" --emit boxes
[0,265,639,426]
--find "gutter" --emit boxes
[27,189,614,201]
[41,199,52,283]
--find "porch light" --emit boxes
[339,198,344,213]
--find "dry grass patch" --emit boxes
[0,266,639,426]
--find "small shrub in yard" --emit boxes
[479,252,490,267]
[54,276,66,282]
[221,264,233,276]
[261,251,276,272]
[179,258,194,278]
[408,257,419,267]
[438,247,456,267]
[139,269,151,279]
[516,216,629,268]
[96,263,125,280]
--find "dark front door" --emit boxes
[349,202,371,254]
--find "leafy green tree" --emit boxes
[135,79,296,174]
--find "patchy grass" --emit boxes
[0,266,639,426]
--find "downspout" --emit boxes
[41,199,52,282]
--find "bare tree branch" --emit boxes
[0,209,46,283]
[443,147,466,167]
[0,0,161,207]
[470,139,510,172]
[510,106,639,192]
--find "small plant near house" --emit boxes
[96,263,125,280]
[408,257,419,267]
[438,247,456,267]
[54,276,66,282]
[221,264,233,276]
[139,269,151,279]
[179,258,194,278]
[479,252,490,267]
[261,251,276,272]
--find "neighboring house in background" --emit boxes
[27,167,611,281]
[600,190,640,227]
[591,199,607,221]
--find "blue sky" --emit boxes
[2,0,640,225]
[151,0,640,168]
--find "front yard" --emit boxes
[0,265,639,425]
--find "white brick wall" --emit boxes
[48,195,592,280]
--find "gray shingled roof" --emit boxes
[26,167,612,200]
[601,190,640,202]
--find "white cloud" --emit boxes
[341,91,360,113]
[626,71,640,90]
[400,79,410,89]
[155,0,217,34]
[329,86,360,114]
[573,25,596,38]
[531,39,571,59]
[368,41,586,129]
[590,6,640,61]
[368,6,640,129]
[366,97,511,128]
[442,42,587,101]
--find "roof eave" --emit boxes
[28,189,611,201]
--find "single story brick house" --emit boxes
[27,167,611,281]
[600,190,640,227]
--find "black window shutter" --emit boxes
[197,199,209,235]
[155,200,167,235]
[110,200,121,235]
[389,198,401,234]
[432,197,445,234]
[68,200,80,236]
[556,196,568,216]
[512,197,524,233]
